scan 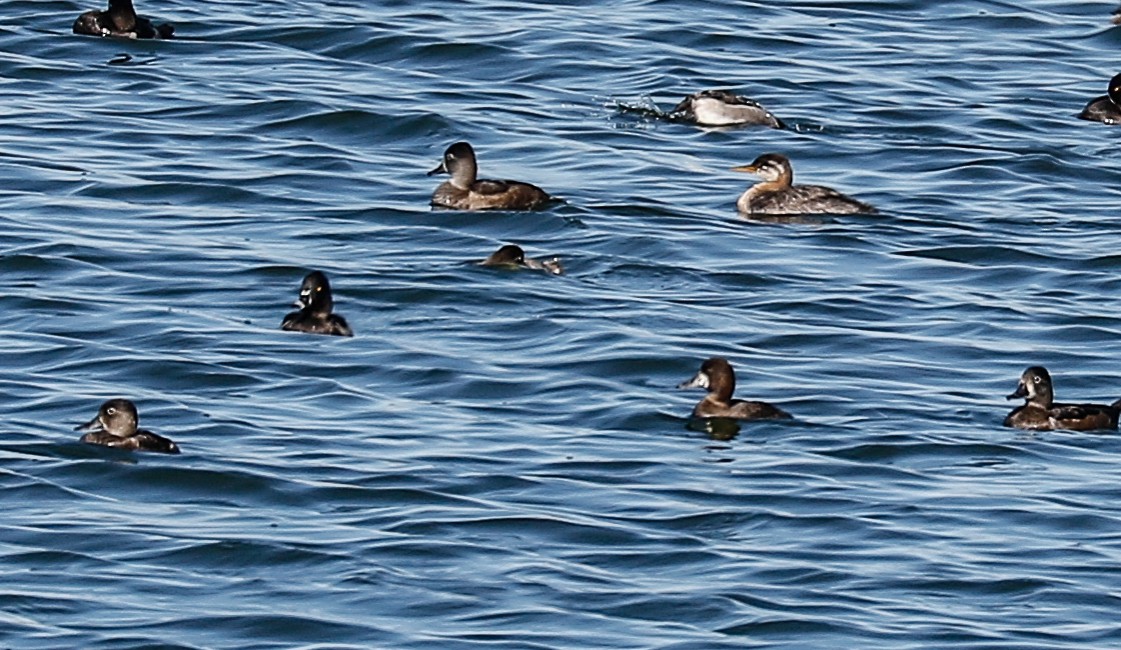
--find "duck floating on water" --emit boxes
[1077,73,1121,125]
[678,357,792,421]
[1004,366,1121,432]
[76,398,180,454]
[73,0,173,39]
[428,142,553,211]
[281,271,353,337]
[730,153,877,215]
[670,90,785,128]
[480,244,563,275]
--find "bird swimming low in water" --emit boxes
[1077,73,1121,125]
[1003,366,1121,432]
[670,90,785,128]
[730,153,877,215]
[678,357,792,421]
[73,0,173,39]
[76,398,180,454]
[281,271,354,337]
[428,142,552,211]
[479,244,563,275]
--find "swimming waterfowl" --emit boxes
[76,398,180,454]
[480,244,563,275]
[1004,366,1121,431]
[73,0,173,39]
[670,90,785,128]
[428,142,552,211]
[1077,73,1121,124]
[678,357,792,420]
[731,153,877,215]
[281,270,353,337]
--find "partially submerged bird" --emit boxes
[730,153,877,215]
[1077,73,1121,125]
[73,0,174,39]
[670,90,785,128]
[678,357,792,420]
[428,142,552,211]
[480,244,563,275]
[281,270,354,337]
[1004,366,1121,432]
[76,398,180,454]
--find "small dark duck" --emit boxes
[670,90,785,128]
[428,142,552,211]
[77,398,180,454]
[731,153,877,215]
[281,270,353,337]
[479,244,563,275]
[73,0,174,39]
[1004,366,1121,432]
[678,357,792,420]
[1077,73,1121,125]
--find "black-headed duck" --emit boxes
[671,90,785,129]
[480,244,563,275]
[678,357,792,420]
[730,153,877,216]
[281,270,353,337]
[1004,366,1121,432]
[1078,73,1121,125]
[73,0,173,39]
[76,398,180,454]
[428,142,552,211]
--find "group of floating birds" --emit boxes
[64,0,1121,452]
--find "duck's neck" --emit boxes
[107,0,137,30]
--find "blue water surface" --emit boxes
[3,1,1121,648]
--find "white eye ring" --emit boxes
[1033,376,1042,384]
[107,407,116,415]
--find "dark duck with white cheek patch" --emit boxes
[76,398,180,454]
[1078,73,1121,125]
[678,357,792,421]
[731,153,877,215]
[281,271,353,337]
[480,244,563,275]
[670,90,785,128]
[73,0,174,39]
[428,142,552,211]
[1003,366,1121,432]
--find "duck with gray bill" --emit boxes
[480,244,563,275]
[428,141,552,211]
[678,357,792,420]
[281,270,353,337]
[73,0,173,39]
[76,398,180,454]
[1004,366,1121,431]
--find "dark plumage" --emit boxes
[281,271,353,337]
[1003,366,1121,432]
[670,89,785,128]
[73,0,173,39]
[428,142,552,211]
[731,153,877,215]
[480,244,563,275]
[76,398,180,454]
[1077,73,1121,125]
[678,357,792,421]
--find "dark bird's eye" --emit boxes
[107,407,116,415]
[1033,376,1041,384]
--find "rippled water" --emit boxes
[4,0,1121,648]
